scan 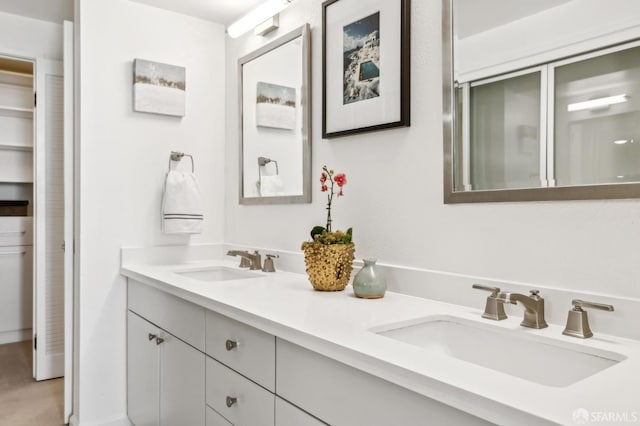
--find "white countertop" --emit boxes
[121,259,640,425]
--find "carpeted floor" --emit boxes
[0,340,64,426]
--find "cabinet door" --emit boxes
[127,311,159,426]
[160,332,205,426]
[275,397,325,426]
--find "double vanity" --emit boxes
[121,248,640,425]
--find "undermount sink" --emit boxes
[174,266,261,282]
[373,315,625,387]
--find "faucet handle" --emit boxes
[563,299,614,338]
[572,299,614,312]
[238,257,251,268]
[472,284,501,297]
[472,284,507,321]
[262,254,279,272]
[528,289,544,300]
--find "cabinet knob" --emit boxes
[225,339,238,351]
[148,333,157,341]
[155,337,164,345]
[226,396,238,408]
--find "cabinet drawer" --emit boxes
[0,217,32,246]
[206,405,232,426]
[206,356,274,426]
[206,310,275,391]
[276,338,492,426]
[128,279,205,351]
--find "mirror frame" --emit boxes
[238,24,311,205]
[442,0,640,203]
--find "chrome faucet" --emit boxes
[496,290,548,329]
[226,250,262,270]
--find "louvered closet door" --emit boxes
[34,58,64,380]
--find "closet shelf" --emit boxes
[0,178,34,184]
[0,105,33,119]
[0,143,33,152]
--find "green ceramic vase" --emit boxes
[353,258,386,299]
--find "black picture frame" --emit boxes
[322,0,411,138]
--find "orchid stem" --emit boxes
[324,166,335,232]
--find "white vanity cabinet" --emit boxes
[126,277,489,426]
[127,280,206,426]
[276,338,492,426]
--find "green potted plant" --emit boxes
[301,165,355,291]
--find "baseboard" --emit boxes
[0,328,31,345]
[68,414,131,426]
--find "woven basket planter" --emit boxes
[301,242,355,291]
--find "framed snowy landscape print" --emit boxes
[322,0,410,138]
[133,59,186,117]
[256,81,297,130]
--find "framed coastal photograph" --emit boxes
[256,81,297,130]
[322,0,410,138]
[133,59,186,117]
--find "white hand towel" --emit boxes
[259,175,285,196]
[162,170,204,234]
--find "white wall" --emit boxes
[77,0,225,423]
[0,11,62,60]
[225,0,640,301]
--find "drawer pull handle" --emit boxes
[0,231,26,235]
[155,337,164,345]
[226,396,237,408]
[148,333,157,341]
[225,339,238,351]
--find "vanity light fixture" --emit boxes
[567,94,629,112]
[227,0,294,38]
[613,139,628,145]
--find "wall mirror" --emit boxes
[239,24,311,205]
[443,0,640,203]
